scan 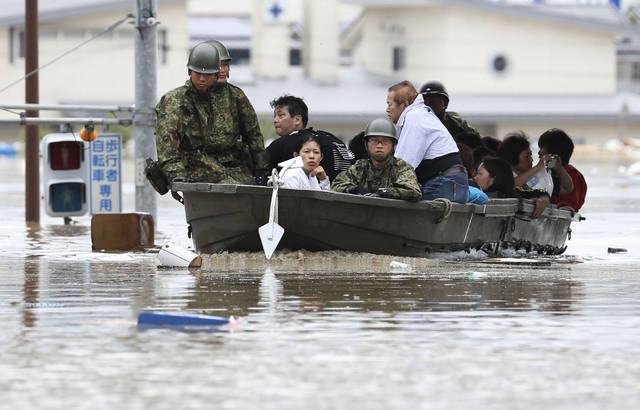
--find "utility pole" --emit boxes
[25,0,39,224]
[133,0,158,223]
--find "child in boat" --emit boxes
[280,134,330,191]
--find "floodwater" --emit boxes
[1,153,640,410]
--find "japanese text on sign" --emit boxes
[89,134,122,214]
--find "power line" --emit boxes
[0,12,134,97]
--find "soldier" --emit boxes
[420,81,481,141]
[206,39,232,83]
[331,118,422,201]
[155,42,268,185]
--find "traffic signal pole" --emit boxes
[25,0,39,224]
[133,0,158,224]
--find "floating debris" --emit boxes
[607,247,628,254]
[137,311,245,332]
[157,241,202,268]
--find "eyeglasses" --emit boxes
[366,138,393,146]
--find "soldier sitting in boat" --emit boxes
[266,95,354,181]
[419,80,481,141]
[154,42,269,187]
[331,118,422,201]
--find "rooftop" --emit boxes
[230,66,640,125]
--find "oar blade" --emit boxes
[258,222,284,260]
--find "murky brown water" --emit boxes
[1,155,640,409]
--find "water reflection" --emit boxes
[187,266,584,318]
[22,257,39,328]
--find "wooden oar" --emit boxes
[258,157,303,259]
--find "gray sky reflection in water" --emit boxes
[1,155,640,409]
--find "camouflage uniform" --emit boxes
[439,111,481,140]
[331,157,422,201]
[155,80,268,184]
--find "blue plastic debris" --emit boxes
[138,311,231,327]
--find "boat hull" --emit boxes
[173,183,577,257]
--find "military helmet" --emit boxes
[206,39,232,61]
[364,118,397,142]
[420,80,449,108]
[187,42,220,74]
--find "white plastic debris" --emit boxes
[157,241,202,267]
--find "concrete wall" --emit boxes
[494,121,640,146]
[359,5,616,95]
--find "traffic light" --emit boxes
[41,133,90,218]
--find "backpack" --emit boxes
[306,128,355,181]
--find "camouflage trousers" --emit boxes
[185,152,254,184]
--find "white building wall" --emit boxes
[303,0,339,83]
[359,6,616,95]
[250,0,289,79]
[0,1,188,119]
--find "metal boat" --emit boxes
[172,182,579,257]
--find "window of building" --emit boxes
[158,28,168,65]
[493,54,508,73]
[8,26,25,64]
[632,62,640,81]
[490,52,510,76]
[290,49,301,66]
[393,46,405,71]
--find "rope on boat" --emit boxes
[434,198,453,224]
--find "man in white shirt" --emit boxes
[386,81,469,203]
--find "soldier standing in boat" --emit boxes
[155,42,269,185]
[419,80,481,141]
[331,118,422,201]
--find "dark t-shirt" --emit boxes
[266,133,300,172]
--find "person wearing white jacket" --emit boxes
[386,80,468,203]
[280,134,330,191]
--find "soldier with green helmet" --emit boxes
[206,39,232,83]
[154,41,268,186]
[420,81,481,141]
[331,118,422,201]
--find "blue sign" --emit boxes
[263,0,287,23]
[89,134,122,214]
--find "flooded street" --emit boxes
[1,154,640,409]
